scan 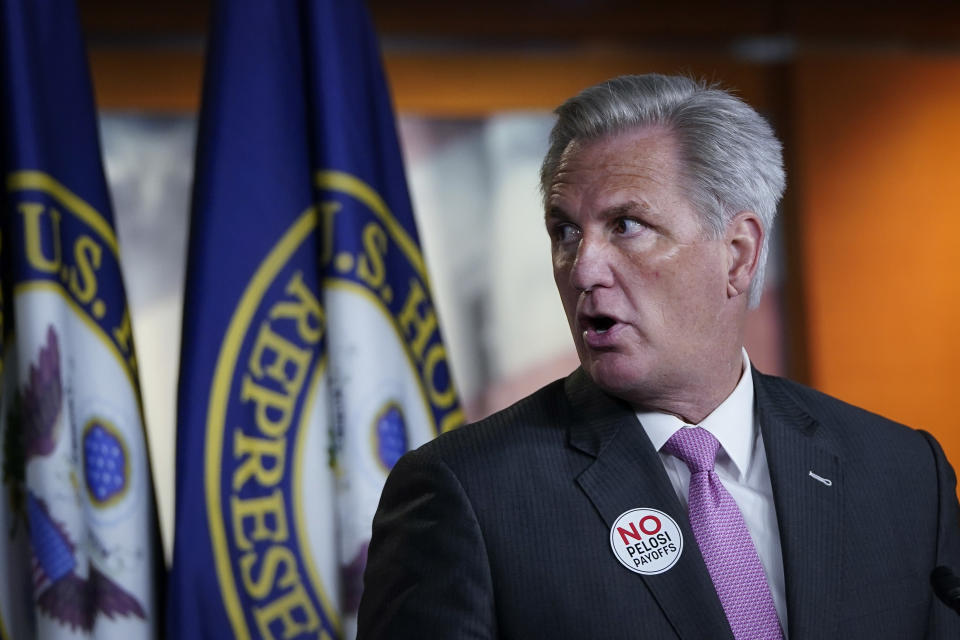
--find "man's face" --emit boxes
[546,127,736,410]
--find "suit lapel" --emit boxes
[565,370,734,640]
[755,372,843,640]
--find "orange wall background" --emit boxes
[794,53,960,468]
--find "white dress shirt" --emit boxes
[635,351,788,636]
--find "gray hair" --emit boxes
[540,74,785,308]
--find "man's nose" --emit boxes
[569,237,614,292]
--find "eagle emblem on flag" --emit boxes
[5,326,146,631]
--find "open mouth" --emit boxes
[585,315,616,335]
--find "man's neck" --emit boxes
[632,349,746,424]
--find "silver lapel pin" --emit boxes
[808,470,833,486]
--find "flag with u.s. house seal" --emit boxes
[167,2,464,639]
[0,0,162,638]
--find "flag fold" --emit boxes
[168,2,462,638]
[0,1,162,638]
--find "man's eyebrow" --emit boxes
[544,200,655,223]
[544,207,568,223]
[605,200,652,218]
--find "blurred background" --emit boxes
[77,0,960,558]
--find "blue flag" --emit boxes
[0,0,162,637]
[168,2,463,638]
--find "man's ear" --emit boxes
[725,211,763,298]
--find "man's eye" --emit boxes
[614,218,646,235]
[551,223,580,243]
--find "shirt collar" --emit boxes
[636,349,756,478]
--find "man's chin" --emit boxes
[582,357,649,402]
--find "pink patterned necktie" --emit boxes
[663,427,783,640]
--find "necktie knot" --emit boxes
[663,426,720,474]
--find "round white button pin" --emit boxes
[609,508,683,575]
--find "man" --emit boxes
[357,74,960,639]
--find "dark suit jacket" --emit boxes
[357,369,960,639]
